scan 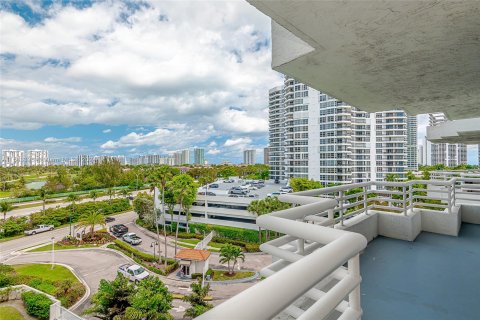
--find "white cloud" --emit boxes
[224,137,252,147]
[44,136,82,143]
[102,129,111,133]
[207,148,221,155]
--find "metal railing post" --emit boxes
[327,208,334,227]
[339,190,344,226]
[402,186,407,216]
[447,184,452,214]
[363,186,368,215]
[409,183,413,210]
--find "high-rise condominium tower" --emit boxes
[268,77,417,184]
[27,150,49,166]
[1,150,24,167]
[243,150,256,165]
[429,113,467,166]
[194,148,205,165]
[268,86,285,181]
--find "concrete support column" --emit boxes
[348,254,361,312]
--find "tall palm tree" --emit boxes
[171,174,197,257]
[0,201,13,221]
[89,190,99,203]
[150,166,175,267]
[67,193,79,236]
[39,188,48,212]
[76,211,106,238]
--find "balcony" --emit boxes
[198,175,480,319]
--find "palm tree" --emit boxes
[106,188,114,203]
[39,188,48,212]
[89,190,98,203]
[0,201,13,221]
[171,174,197,257]
[67,193,79,236]
[150,166,175,267]
[219,244,245,275]
[76,211,106,238]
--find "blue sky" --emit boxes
[0,1,477,164]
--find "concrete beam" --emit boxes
[248,0,480,119]
[427,118,480,144]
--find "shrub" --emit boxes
[190,223,260,243]
[21,291,53,320]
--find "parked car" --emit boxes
[267,192,281,198]
[228,194,239,198]
[279,186,293,193]
[248,194,259,198]
[209,183,219,188]
[110,224,128,237]
[123,232,142,245]
[105,216,115,223]
[229,189,247,195]
[24,224,54,236]
[118,264,149,283]
[223,179,234,183]
[198,191,216,196]
[274,179,280,184]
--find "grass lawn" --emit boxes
[13,264,78,289]
[0,306,25,320]
[0,190,12,198]
[177,239,225,252]
[211,269,256,281]
[27,242,100,252]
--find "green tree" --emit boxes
[133,197,154,225]
[170,174,197,256]
[76,210,106,237]
[183,278,213,318]
[39,188,48,212]
[85,274,135,320]
[385,174,399,182]
[125,276,173,320]
[1,201,13,221]
[149,165,179,265]
[89,190,99,202]
[45,167,72,192]
[93,158,122,190]
[120,189,129,198]
[289,177,322,192]
[219,244,245,275]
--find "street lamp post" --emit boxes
[150,242,158,261]
[51,237,55,270]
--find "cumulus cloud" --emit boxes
[44,136,82,143]
[224,137,252,147]
[207,148,221,155]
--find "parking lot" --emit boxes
[198,178,289,200]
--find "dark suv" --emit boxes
[110,224,129,237]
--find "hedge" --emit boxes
[0,199,131,238]
[21,291,53,320]
[191,268,214,280]
[188,223,261,243]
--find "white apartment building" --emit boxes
[243,149,256,165]
[268,85,285,180]
[26,150,49,166]
[269,78,417,184]
[194,148,205,165]
[429,113,467,166]
[129,154,175,166]
[1,150,24,167]
[77,154,91,166]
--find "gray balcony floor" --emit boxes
[361,223,480,320]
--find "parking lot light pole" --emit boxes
[151,242,158,260]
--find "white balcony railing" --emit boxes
[198,176,480,319]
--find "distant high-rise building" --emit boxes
[268,85,285,181]
[2,150,24,167]
[194,148,205,165]
[129,154,175,166]
[243,150,256,165]
[418,145,424,166]
[263,147,270,165]
[268,77,417,183]
[181,149,192,165]
[77,154,91,166]
[429,113,467,166]
[27,150,49,166]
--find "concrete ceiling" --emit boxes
[248,0,480,120]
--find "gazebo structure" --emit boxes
[175,248,211,277]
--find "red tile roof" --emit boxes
[175,249,211,261]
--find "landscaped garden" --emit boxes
[0,264,86,308]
